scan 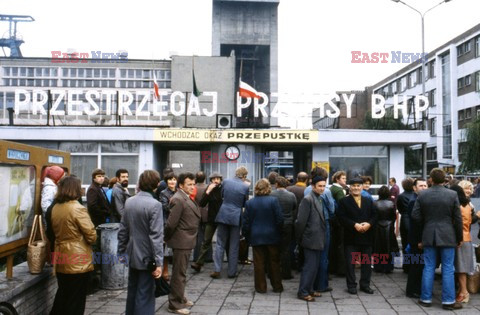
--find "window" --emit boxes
[35,68,42,77]
[78,68,85,77]
[27,68,34,77]
[477,108,480,118]
[94,69,101,78]
[391,81,397,94]
[59,142,140,188]
[70,68,77,77]
[329,146,388,184]
[429,89,436,107]
[86,68,93,78]
[427,147,437,161]
[429,118,436,136]
[400,76,407,91]
[20,67,26,76]
[42,68,49,77]
[458,41,472,57]
[11,67,18,76]
[477,72,480,91]
[408,71,417,88]
[476,36,480,57]
[466,108,472,119]
[465,41,472,53]
[458,110,465,121]
[458,77,465,89]
[465,75,472,86]
[430,61,435,78]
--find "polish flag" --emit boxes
[153,73,160,100]
[239,80,260,99]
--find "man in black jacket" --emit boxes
[191,172,223,272]
[411,168,463,310]
[405,178,428,298]
[87,168,112,227]
[337,177,377,295]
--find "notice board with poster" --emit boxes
[0,140,70,279]
[0,165,35,246]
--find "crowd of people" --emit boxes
[39,164,480,314]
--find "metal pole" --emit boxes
[421,15,428,178]
[185,91,189,128]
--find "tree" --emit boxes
[361,110,407,130]
[459,117,480,173]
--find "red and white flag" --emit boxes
[239,80,260,99]
[153,73,160,100]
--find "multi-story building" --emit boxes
[373,23,480,174]
[314,23,480,175]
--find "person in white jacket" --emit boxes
[41,166,65,215]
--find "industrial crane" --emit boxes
[0,14,34,57]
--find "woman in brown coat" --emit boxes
[50,176,97,315]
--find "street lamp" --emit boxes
[391,0,453,177]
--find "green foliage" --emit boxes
[362,110,408,130]
[459,117,480,173]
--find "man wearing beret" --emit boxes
[337,177,378,295]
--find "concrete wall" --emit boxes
[171,56,235,128]
[0,263,57,315]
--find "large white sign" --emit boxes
[14,89,218,117]
[12,89,429,119]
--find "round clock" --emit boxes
[225,145,240,161]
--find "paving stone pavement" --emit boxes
[86,262,480,315]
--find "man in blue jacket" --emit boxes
[211,166,249,279]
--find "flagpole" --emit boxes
[237,57,244,126]
[185,56,195,128]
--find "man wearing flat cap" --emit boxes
[337,177,378,295]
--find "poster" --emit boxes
[0,165,35,246]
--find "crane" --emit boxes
[0,14,34,57]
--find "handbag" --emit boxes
[467,265,480,294]
[27,214,47,274]
[154,277,171,297]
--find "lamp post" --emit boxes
[391,0,452,177]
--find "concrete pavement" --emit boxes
[85,262,480,315]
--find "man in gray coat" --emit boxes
[295,176,327,301]
[118,170,163,315]
[412,168,463,310]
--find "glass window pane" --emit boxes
[71,156,97,185]
[101,156,138,185]
[59,142,98,153]
[101,142,139,153]
[329,157,388,185]
[329,146,387,157]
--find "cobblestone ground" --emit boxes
[86,262,480,315]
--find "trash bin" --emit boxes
[98,223,128,290]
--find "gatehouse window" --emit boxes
[328,146,388,185]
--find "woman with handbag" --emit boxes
[50,176,97,315]
[450,181,479,303]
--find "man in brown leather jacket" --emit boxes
[165,172,201,315]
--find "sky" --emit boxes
[2,0,480,127]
